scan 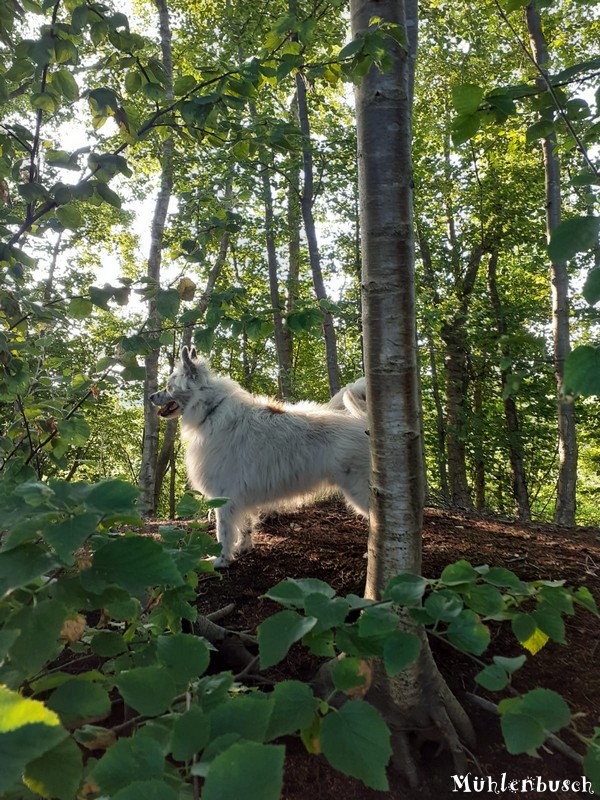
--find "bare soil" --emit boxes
[191,501,600,800]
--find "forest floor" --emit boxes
[189,500,600,800]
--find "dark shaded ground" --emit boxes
[191,501,600,800]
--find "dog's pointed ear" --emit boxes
[190,346,198,360]
[181,346,197,377]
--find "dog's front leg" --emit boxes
[211,503,239,568]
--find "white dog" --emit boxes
[150,348,370,567]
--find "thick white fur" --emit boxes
[327,376,367,418]
[159,350,370,567]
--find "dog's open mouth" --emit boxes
[157,400,181,418]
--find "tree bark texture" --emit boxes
[138,0,174,516]
[352,0,474,779]
[526,2,577,526]
[353,2,423,591]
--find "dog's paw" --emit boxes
[206,554,233,569]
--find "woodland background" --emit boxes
[0,0,598,524]
[0,0,600,797]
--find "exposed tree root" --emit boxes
[312,632,476,789]
[191,610,257,673]
[466,692,584,766]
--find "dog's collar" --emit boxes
[197,397,225,426]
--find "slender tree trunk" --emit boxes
[285,152,301,392]
[43,230,63,302]
[138,0,174,516]
[249,100,293,398]
[427,334,449,499]
[261,155,293,398]
[472,368,485,512]
[526,2,577,526]
[442,318,473,509]
[488,251,532,521]
[153,182,232,509]
[352,0,473,785]
[293,67,340,395]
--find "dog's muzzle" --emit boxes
[149,390,182,419]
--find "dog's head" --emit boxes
[150,346,209,419]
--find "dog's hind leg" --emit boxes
[338,469,370,518]
[234,515,255,556]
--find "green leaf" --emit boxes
[202,742,285,800]
[175,491,204,518]
[451,112,481,145]
[564,346,600,397]
[266,680,319,741]
[482,566,525,591]
[56,204,82,230]
[53,69,79,102]
[96,182,122,208]
[210,695,272,742]
[90,735,165,794]
[82,536,183,595]
[111,780,178,800]
[493,654,526,673]
[532,604,565,643]
[452,83,484,115]
[573,586,599,616]
[0,543,57,597]
[86,479,139,514]
[257,610,317,669]
[68,297,93,319]
[383,630,421,675]
[583,740,600,794]
[525,119,555,144]
[511,612,537,643]
[500,710,545,754]
[24,735,83,799]
[520,688,571,732]
[320,700,392,791]
[0,687,67,793]
[47,679,110,725]
[547,216,600,263]
[115,666,177,716]
[156,288,181,320]
[446,610,490,655]
[463,584,505,616]
[5,599,67,677]
[174,75,197,95]
[91,630,128,657]
[156,633,210,683]
[331,656,370,693]
[474,664,510,691]
[264,578,336,608]
[583,269,600,306]
[171,706,210,762]
[303,594,350,634]
[440,560,478,586]
[339,38,364,60]
[358,605,399,636]
[382,573,428,605]
[424,589,464,621]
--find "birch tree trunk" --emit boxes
[138,0,174,516]
[526,2,577,526]
[352,0,473,783]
